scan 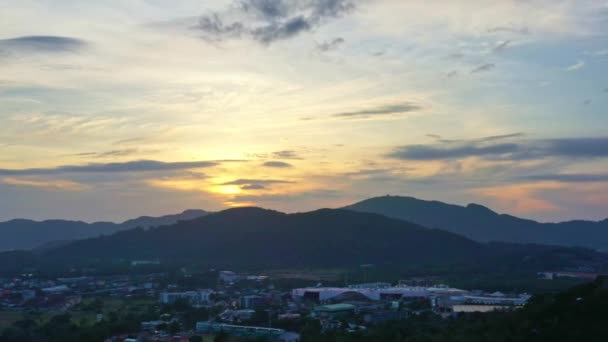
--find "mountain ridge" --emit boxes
[0,209,209,251]
[344,196,608,250]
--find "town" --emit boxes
[0,267,541,342]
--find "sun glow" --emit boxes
[215,185,242,195]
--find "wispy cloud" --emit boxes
[471,63,495,73]
[566,60,585,71]
[317,37,345,51]
[588,49,608,56]
[492,40,511,53]
[0,160,220,176]
[221,178,294,190]
[195,0,355,44]
[262,161,293,168]
[0,35,87,55]
[2,177,87,191]
[523,173,608,183]
[68,149,141,158]
[221,178,293,186]
[387,135,608,161]
[272,150,302,160]
[486,26,529,35]
[333,102,422,118]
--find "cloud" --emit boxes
[69,149,141,158]
[333,102,422,118]
[445,70,458,78]
[492,40,511,53]
[589,49,608,57]
[195,0,355,44]
[478,133,525,141]
[486,26,529,35]
[317,37,344,51]
[221,178,294,190]
[2,177,87,191]
[0,160,219,176]
[272,150,302,159]
[0,36,87,55]
[221,178,293,186]
[262,161,293,168]
[566,60,585,71]
[241,184,267,190]
[471,63,495,73]
[388,142,519,160]
[387,135,608,161]
[523,173,608,183]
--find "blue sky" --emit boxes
[0,0,607,222]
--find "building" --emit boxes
[219,271,241,283]
[159,289,213,305]
[20,289,36,302]
[348,282,391,289]
[314,303,356,318]
[140,320,165,331]
[41,285,70,294]
[240,295,265,309]
[293,285,466,302]
[195,322,285,339]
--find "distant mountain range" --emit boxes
[345,196,608,251]
[2,194,608,260]
[0,209,208,251]
[39,207,606,272]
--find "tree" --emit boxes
[168,320,181,335]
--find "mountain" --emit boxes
[0,209,209,251]
[41,207,607,271]
[120,209,208,229]
[344,196,608,250]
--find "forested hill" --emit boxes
[41,207,608,272]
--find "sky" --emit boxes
[0,0,607,222]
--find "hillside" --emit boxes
[41,207,607,272]
[345,196,608,250]
[45,207,485,268]
[0,209,208,251]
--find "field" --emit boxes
[0,296,157,331]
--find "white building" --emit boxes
[159,289,214,305]
[292,285,467,302]
[219,270,241,283]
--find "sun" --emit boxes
[215,185,242,195]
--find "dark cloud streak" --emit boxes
[471,63,495,73]
[0,36,87,54]
[387,136,608,161]
[262,161,293,168]
[523,173,608,183]
[0,160,219,176]
[333,102,422,118]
